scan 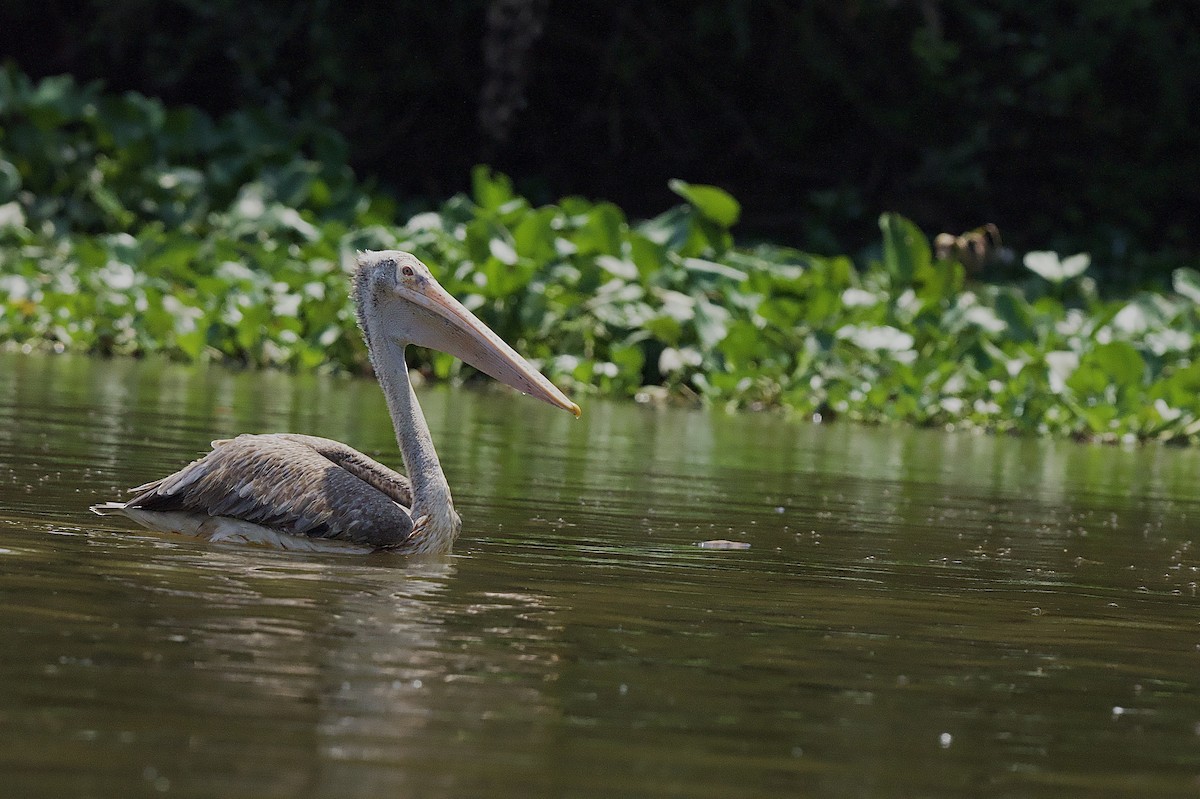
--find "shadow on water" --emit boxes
[2,351,1200,797]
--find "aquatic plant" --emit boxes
[3,68,1200,443]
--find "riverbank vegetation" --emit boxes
[3,69,1200,444]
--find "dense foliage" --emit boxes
[4,2,1197,275]
[4,69,1200,444]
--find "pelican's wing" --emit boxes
[272,434,412,507]
[124,434,414,547]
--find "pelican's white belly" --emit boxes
[94,504,374,554]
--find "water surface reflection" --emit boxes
[2,352,1200,797]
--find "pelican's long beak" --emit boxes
[396,276,581,417]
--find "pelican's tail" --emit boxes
[90,501,128,516]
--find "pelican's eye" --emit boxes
[401,265,415,277]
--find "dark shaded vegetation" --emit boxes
[4,1,1197,278]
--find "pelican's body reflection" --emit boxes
[100,542,559,797]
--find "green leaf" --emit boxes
[837,324,915,352]
[1065,362,1110,397]
[693,299,731,350]
[0,160,21,202]
[488,236,518,266]
[1078,403,1117,432]
[471,165,513,211]
[668,179,741,228]
[682,257,747,282]
[1152,362,1200,408]
[0,201,26,232]
[512,208,557,263]
[575,203,626,257]
[643,315,683,345]
[879,213,930,288]
[1045,351,1079,394]
[918,258,964,303]
[1024,251,1090,284]
[1172,268,1200,304]
[639,206,706,256]
[628,233,666,283]
[596,255,638,281]
[1089,341,1145,386]
[610,343,646,380]
[993,289,1033,341]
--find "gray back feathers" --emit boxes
[125,434,415,548]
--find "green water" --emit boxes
[2,351,1200,798]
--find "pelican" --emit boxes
[92,250,580,553]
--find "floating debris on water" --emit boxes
[696,539,751,550]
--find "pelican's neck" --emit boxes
[374,338,459,536]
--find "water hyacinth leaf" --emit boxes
[1111,300,1150,335]
[828,256,857,289]
[266,160,320,207]
[1088,341,1145,386]
[719,320,771,366]
[694,300,731,350]
[215,260,258,285]
[659,346,702,375]
[758,296,805,328]
[308,177,333,209]
[1111,294,1178,336]
[668,179,741,228]
[512,208,557,262]
[175,325,207,360]
[628,233,666,283]
[1145,328,1192,356]
[596,255,638,281]
[488,236,518,266]
[879,213,930,287]
[471,164,513,211]
[682,257,748,282]
[25,74,86,127]
[1153,362,1200,408]
[1079,402,1118,432]
[610,343,646,379]
[0,201,26,232]
[837,324,915,352]
[576,203,626,257]
[920,258,964,302]
[639,205,695,252]
[88,183,132,227]
[1023,251,1059,282]
[98,261,138,291]
[104,231,144,263]
[1059,254,1091,280]
[993,290,1033,340]
[962,305,1007,335]
[462,217,498,265]
[1039,350,1073,394]
[478,256,534,298]
[842,288,880,308]
[100,92,167,148]
[643,315,683,346]
[0,160,20,201]
[275,207,320,241]
[1024,251,1090,284]
[1172,268,1200,304]
[655,289,695,323]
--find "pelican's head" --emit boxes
[353,250,581,417]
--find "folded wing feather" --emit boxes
[123,434,415,547]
